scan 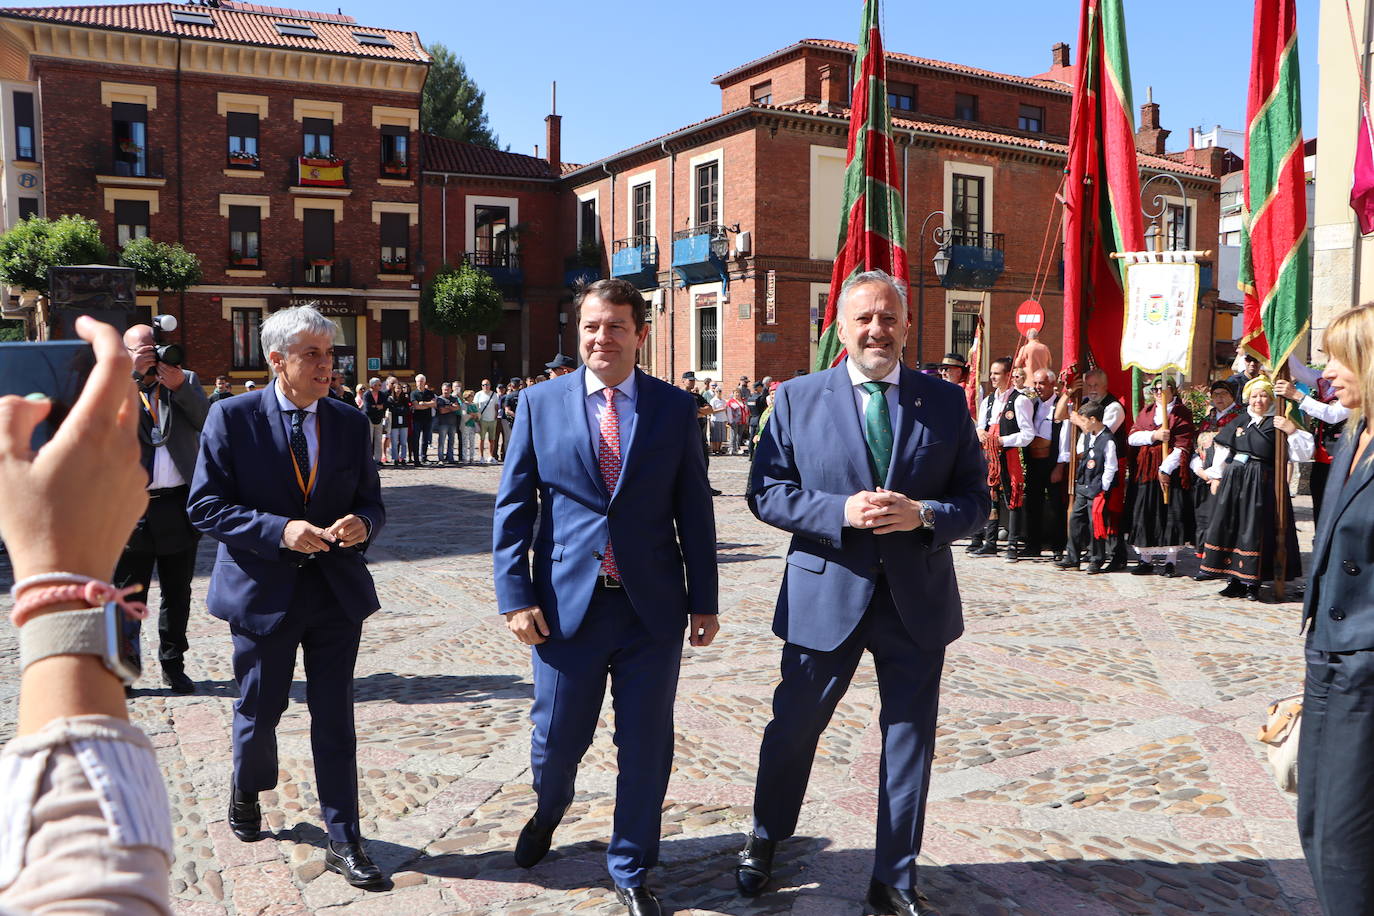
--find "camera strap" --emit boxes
[139,385,170,447]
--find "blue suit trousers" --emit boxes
[752,584,944,888]
[230,564,364,843]
[529,586,683,887]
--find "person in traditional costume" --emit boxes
[1125,376,1195,577]
[970,357,1035,560]
[1189,380,1241,576]
[1199,376,1313,600]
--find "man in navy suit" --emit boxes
[736,270,989,916]
[188,306,388,889]
[493,278,718,916]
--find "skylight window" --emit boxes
[353,32,394,47]
[274,22,317,38]
[171,9,214,26]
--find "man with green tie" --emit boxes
[736,270,989,915]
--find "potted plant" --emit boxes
[382,157,408,176]
[301,150,340,167]
[228,248,259,267]
[228,149,260,168]
[381,254,408,273]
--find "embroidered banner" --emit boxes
[1120,252,1199,375]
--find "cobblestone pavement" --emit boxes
[0,458,1320,915]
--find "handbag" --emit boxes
[1256,693,1302,793]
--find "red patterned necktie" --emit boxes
[598,387,622,580]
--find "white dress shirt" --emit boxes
[143,385,185,490]
[1298,395,1351,425]
[274,379,320,476]
[1127,400,1185,475]
[585,368,638,474]
[977,386,1036,448]
[1207,411,1315,478]
[845,358,902,429]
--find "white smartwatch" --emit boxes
[18,602,142,685]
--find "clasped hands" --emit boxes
[283,514,367,553]
[845,487,925,534]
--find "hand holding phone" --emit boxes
[0,316,147,583]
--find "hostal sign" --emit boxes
[274,296,362,316]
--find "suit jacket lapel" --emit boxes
[258,384,302,508]
[567,368,604,496]
[888,368,928,489]
[823,366,874,489]
[611,369,654,500]
[1330,422,1374,535]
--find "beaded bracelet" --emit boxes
[10,572,150,628]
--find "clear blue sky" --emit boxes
[371,0,1321,165]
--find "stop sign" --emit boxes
[1015,299,1045,336]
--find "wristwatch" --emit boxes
[18,602,142,685]
[915,500,936,531]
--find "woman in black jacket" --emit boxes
[387,383,412,466]
[1298,302,1374,916]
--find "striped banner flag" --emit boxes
[1238,0,1310,370]
[814,0,909,371]
[1062,0,1144,399]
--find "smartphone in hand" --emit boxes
[0,340,97,449]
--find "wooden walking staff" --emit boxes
[1273,363,1292,602]
[1159,383,1171,505]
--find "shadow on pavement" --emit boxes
[351,671,531,704]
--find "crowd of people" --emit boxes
[0,288,1370,916]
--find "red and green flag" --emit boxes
[814,0,909,371]
[1062,0,1144,398]
[1238,0,1310,371]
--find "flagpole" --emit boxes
[1273,362,1291,601]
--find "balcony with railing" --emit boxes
[671,223,728,289]
[291,257,351,287]
[94,143,165,182]
[611,236,660,290]
[940,229,1005,290]
[466,249,523,293]
[295,154,349,189]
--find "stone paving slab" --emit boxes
[0,457,1320,914]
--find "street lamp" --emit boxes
[917,210,951,367]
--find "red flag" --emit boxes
[1062,0,1145,398]
[963,314,982,419]
[1353,112,1374,236]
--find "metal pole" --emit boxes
[916,210,946,367]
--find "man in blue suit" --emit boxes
[188,306,388,889]
[493,278,719,916]
[736,270,989,916]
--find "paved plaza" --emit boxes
[0,458,1321,915]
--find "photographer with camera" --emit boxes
[116,317,210,695]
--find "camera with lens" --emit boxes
[151,314,184,366]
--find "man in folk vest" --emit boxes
[969,357,1034,561]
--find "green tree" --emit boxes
[118,237,202,296]
[0,318,24,341]
[421,262,504,338]
[0,215,108,295]
[421,44,500,148]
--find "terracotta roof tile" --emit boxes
[713,39,1069,94]
[421,134,558,180]
[0,1,428,62]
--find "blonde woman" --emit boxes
[1299,302,1374,916]
[460,389,479,463]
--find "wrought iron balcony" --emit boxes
[670,223,729,289]
[95,143,165,180]
[940,230,1005,290]
[465,250,523,292]
[611,236,660,290]
[291,257,351,287]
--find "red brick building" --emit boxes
[0,0,427,388]
[560,39,1226,386]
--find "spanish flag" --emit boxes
[298,156,345,188]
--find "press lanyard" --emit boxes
[139,385,169,446]
[290,413,319,503]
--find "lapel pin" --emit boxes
[914,398,922,408]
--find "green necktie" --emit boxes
[861,381,893,486]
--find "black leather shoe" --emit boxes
[1054,557,1079,570]
[1193,571,1214,582]
[1085,562,1105,575]
[735,832,776,897]
[1246,582,1262,602]
[325,840,388,889]
[163,669,196,695]
[971,543,999,556]
[964,540,984,554]
[228,788,261,842]
[614,886,662,916]
[1130,561,1154,576]
[513,815,558,868]
[1160,563,1179,578]
[865,878,941,915]
[1004,548,1020,563]
[1219,578,1246,598]
[1102,559,1128,573]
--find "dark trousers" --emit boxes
[1312,461,1332,525]
[413,412,433,462]
[1067,492,1118,566]
[114,487,198,675]
[1300,646,1374,915]
[752,586,944,889]
[981,484,1024,550]
[229,565,364,843]
[529,587,683,887]
[1023,455,1067,556]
